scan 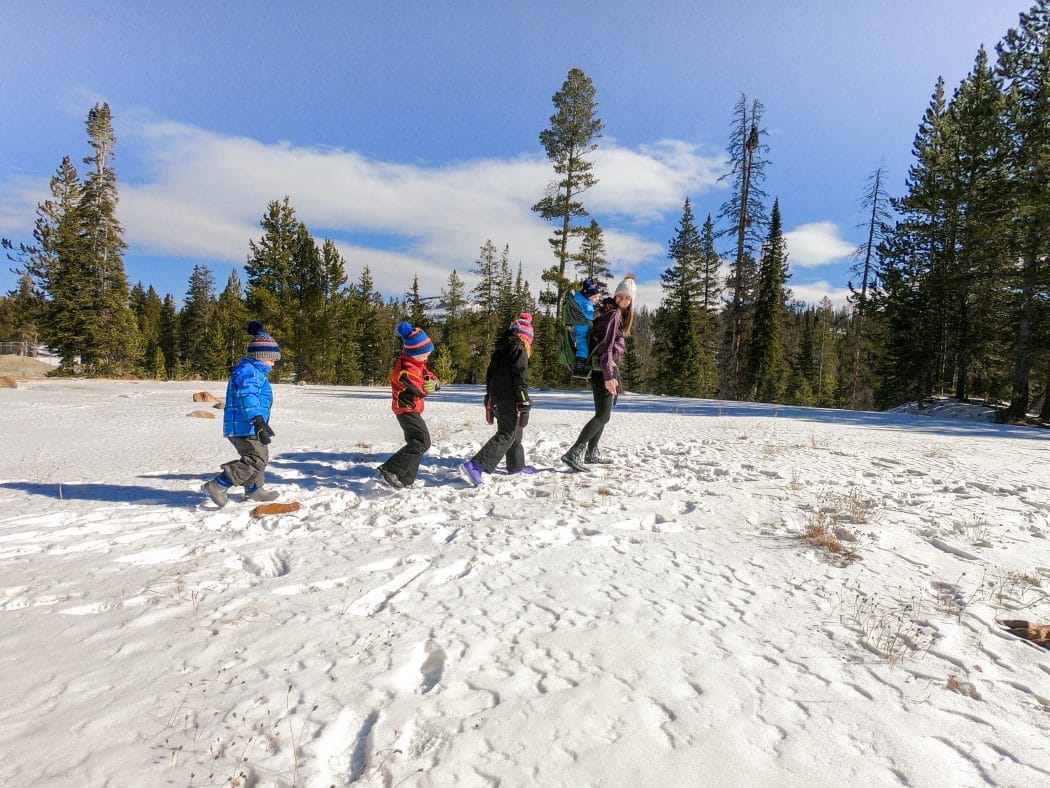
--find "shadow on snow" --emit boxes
[296,384,1050,442]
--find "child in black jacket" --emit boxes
[460,313,534,486]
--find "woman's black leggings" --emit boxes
[572,371,614,451]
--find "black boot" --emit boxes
[561,445,587,472]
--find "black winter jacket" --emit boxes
[485,330,529,407]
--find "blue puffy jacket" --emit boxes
[572,290,597,358]
[223,357,273,437]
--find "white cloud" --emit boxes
[790,280,852,308]
[631,279,664,312]
[2,118,727,300]
[588,140,727,221]
[784,221,856,268]
[0,174,49,234]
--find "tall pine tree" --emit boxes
[747,199,791,402]
[717,95,770,399]
[532,68,603,305]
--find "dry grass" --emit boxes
[840,584,936,662]
[842,486,880,524]
[802,510,858,563]
[984,567,1045,609]
[954,516,991,546]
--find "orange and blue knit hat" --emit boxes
[246,320,281,361]
[397,321,434,357]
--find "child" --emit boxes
[572,278,602,377]
[461,313,535,486]
[377,322,439,489]
[202,321,281,507]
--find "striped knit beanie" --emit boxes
[511,312,534,342]
[246,320,281,361]
[397,321,434,358]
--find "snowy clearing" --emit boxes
[1,379,1049,787]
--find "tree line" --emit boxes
[2,1,1048,417]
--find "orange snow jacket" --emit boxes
[390,354,437,415]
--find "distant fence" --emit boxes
[0,341,32,356]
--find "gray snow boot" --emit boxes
[561,445,587,473]
[202,478,229,508]
[245,487,279,502]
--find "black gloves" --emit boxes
[516,395,532,428]
[251,415,275,445]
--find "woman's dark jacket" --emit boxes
[485,330,529,408]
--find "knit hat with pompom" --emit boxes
[246,320,281,361]
[510,312,534,342]
[613,274,637,301]
[397,321,434,357]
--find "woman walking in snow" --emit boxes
[561,274,636,472]
[460,313,535,485]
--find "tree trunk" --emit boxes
[1007,252,1037,420]
[954,290,969,401]
[1039,361,1050,423]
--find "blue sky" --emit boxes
[0,1,1030,310]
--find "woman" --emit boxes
[561,274,636,472]
[461,313,535,486]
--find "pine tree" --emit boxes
[652,198,715,396]
[469,240,506,379]
[13,157,85,370]
[699,214,722,314]
[245,196,301,366]
[813,298,842,407]
[846,165,893,408]
[787,309,818,406]
[494,246,517,330]
[747,199,791,402]
[997,0,1050,419]
[210,271,249,377]
[130,283,165,379]
[440,269,471,383]
[874,78,955,405]
[160,294,179,379]
[181,265,217,376]
[312,238,349,385]
[79,103,137,373]
[947,47,1011,402]
[532,68,603,305]
[574,219,612,284]
[406,275,428,331]
[717,95,770,399]
[352,266,395,384]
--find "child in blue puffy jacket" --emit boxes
[202,321,281,508]
[571,278,602,377]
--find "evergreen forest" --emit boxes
[3,2,1050,420]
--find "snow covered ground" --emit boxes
[2,379,1050,787]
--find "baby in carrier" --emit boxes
[571,278,602,377]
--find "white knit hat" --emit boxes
[614,274,637,301]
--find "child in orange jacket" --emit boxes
[377,322,439,489]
